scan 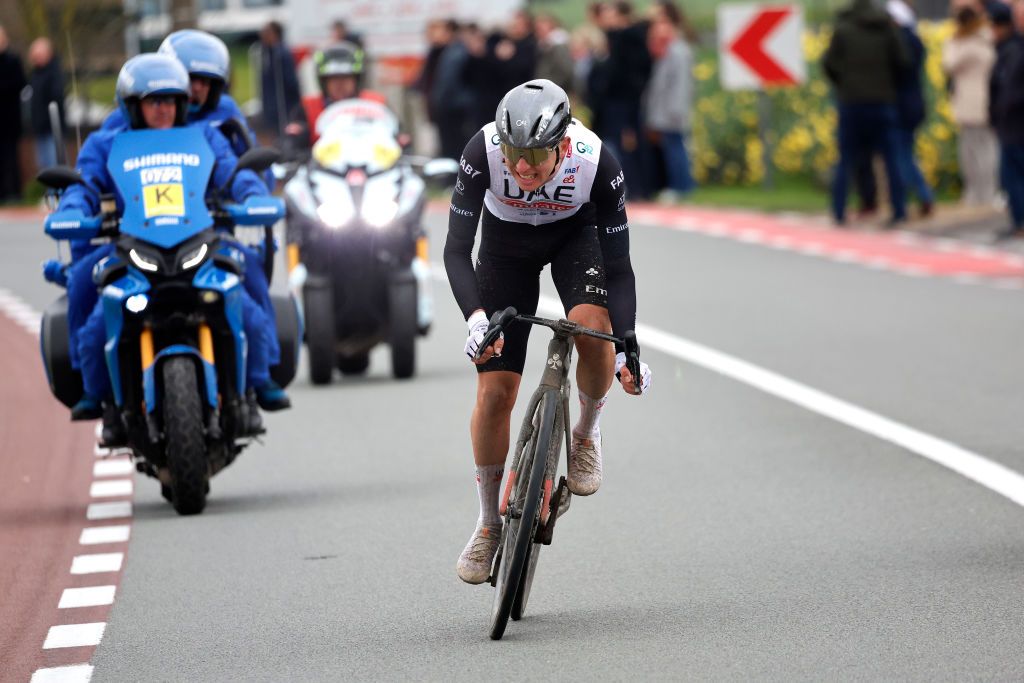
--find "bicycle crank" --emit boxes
[536,476,571,545]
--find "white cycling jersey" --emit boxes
[479,119,606,226]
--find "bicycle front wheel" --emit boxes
[489,390,558,640]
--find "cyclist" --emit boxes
[59,54,288,440]
[283,41,386,147]
[444,79,652,584]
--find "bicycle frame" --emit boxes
[502,326,574,528]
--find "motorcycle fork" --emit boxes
[197,323,222,438]
[139,327,160,443]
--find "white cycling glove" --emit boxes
[464,311,502,360]
[615,351,651,394]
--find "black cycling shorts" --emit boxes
[475,214,608,375]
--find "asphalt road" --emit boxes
[3,209,1024,680]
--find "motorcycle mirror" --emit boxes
[37,166,84,191]
[422,158,460,187]
[237,147,282,174]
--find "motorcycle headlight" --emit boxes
[129,248,159,273]
[317,201,355,230]
[125,294,149,314]
[180,243,209,271]
[362,199,399,228]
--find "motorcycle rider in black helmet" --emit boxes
[284,41,386,148]
[444,79,653,584]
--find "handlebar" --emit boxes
[474,306,644,395]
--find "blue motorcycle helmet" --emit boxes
[158,29,230,115]
[116,54,190,129]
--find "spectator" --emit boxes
[989,2,1024,239]
[535,14,575,95]
[413,19,450,118]
[597,1,652,199]
[460,23,494,130]
[330,20,364,47]
[943,0,999,206]
[888,0,935,217]
[483,10,538,110]
[643,3,696,200]
[430,20,474,160]
[27,37,64,171]
[0,25,26,202]
[259,21,301,137]
[577,4,612,132]
[823,0,910,226]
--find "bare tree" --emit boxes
[169,0,198,31]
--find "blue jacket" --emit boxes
[102,95,258,158]
[895,26,926,130]
[62,120,266,260]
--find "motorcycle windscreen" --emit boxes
[106,127,215,249]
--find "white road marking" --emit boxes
[30,664,94,683]
[86,501,132,521]
[58,586,116,609]
[531,293,1024,510]
[89,479,133,498]
[42,623,106,649]
[93,459,134,477]
[80,525,131,545]
[71,553,124,575]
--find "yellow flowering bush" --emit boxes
[691,22,961,190]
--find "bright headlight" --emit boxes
[362,199,399,228]
[181,243,209,270]
[129,248,159,273]
[317,201,355,229]
[125,294,149,313]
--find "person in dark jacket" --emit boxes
[27,37,64,171]
[0,25,26,201]
[888,0,934,216]
[824,0,911,226]
[259,21,301,137]
[989,2,1024,238]
[597,1,652,199]
[431,21,476,160]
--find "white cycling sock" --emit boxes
[476,464,504,527]
[573,389,608,440]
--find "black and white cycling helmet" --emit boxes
[495,79,571,161]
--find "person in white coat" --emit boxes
[943,0,1000,205]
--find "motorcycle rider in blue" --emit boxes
[61,54,290,439]
[72,31,281,371]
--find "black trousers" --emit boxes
[0,136,21,201]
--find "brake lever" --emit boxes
[474,306,518,361]
[623,330,643,395]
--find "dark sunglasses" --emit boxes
[500,143,557,166]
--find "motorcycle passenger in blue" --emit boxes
[58,54,289,444]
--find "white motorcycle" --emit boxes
[282,99,456,382]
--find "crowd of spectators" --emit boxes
[414,1,698,201]
[825,0,1024,237]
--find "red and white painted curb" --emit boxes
[0,288,134,683]
[626,204,1024,288]
[427,200,1024,288]
[31,443,134,683]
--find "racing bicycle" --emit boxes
[475,306,642,640]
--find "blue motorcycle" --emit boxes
[39,127,298,515]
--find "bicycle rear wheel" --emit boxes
[489,390,558,640]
